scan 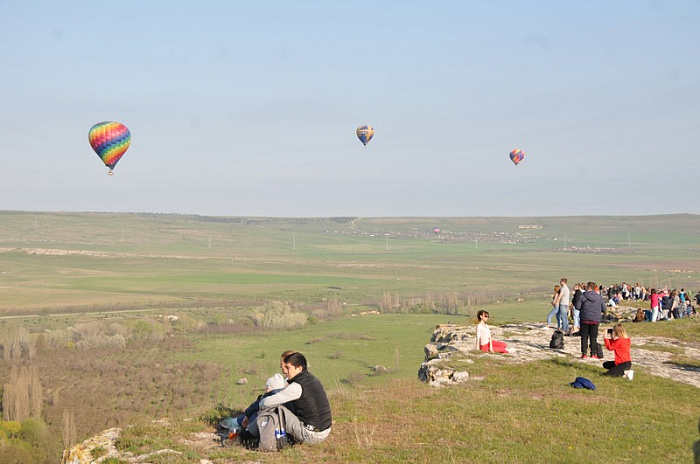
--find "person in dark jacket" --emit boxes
[569,283,583,335]
[253,352,332,445]
[574,281,605,358]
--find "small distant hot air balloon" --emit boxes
[433,228,441,234]
[509,149,524,167]
[356,125,374,146]
[88,121,131,175]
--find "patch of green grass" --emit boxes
[667,356,700,369]
[314,360,697,463]
[625,317,700,343]
[115,421,205,462]
[91,446,107,459]
[182,313,452,409]
[306,332,377,344]
[635,343,685,355]
[174,312,700,463]
[115,424,159,455]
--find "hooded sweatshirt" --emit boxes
[575,290,605,323]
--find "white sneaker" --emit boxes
[624,370,634,380]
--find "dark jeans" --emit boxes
[580,323,599,356]
[603,361,632,377]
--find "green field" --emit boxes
[2,212,699,314]
[0,211,699,463]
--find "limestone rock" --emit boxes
[418,358,469,387]
[61,427,121,464]
[418,322,700,389]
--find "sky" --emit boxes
[1,0,699,217]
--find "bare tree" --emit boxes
[62,409,77,450]
[2,364,42,421]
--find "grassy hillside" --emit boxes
[4,313,699,463]
[1,211,699,462]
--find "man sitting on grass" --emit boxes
[246,352,332,445]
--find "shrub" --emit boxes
[107,323,131,339]
[68,322,128,350]
[199,404,238,426]
[346,371,365,385]
[250,302,307,330]
[18,418,46,443]
[239,364,258,375]
[171,314,205,332]
[371,365,392,376]
[43,331,70,350]
[0,420,21,438]
[126,320,168,342]
[0,443,33,464]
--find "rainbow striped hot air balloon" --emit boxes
[356,125,374,146]
[509,149,524,167]
[88,121,131,175]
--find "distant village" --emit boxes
[327,226,541,244]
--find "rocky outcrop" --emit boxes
[61,428,121,464]
[418,322,573,388]
[60,424,226,464]
[419,322,700,389]
[417,358,471,387]
[417,324,476,387]
[602,304,645,323]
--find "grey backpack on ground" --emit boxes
[257,406,292,452]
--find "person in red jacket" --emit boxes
[603,323,632,378]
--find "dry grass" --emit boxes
[21,336,225,455]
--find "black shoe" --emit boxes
[238,430,258,449]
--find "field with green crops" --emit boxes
[0,211,699,463]
[2,211,699,314]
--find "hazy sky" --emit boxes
[1,1,698,217]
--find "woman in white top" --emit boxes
[475,310,510,353]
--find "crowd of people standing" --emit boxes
[548,280,698,330]
[548,279,635,378]
[603,282,698,318]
